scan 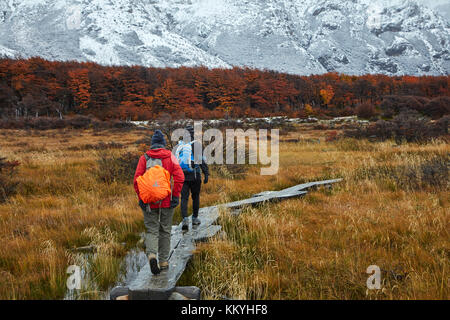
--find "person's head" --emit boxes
[150,130,166,149]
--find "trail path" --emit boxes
[111,179,342,300]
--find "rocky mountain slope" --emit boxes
[0,0,449,75]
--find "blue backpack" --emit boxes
[175,140,197,172]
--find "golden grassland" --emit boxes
[0,126,448,299]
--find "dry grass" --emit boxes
[0,126,448,299]
[0,129,144,299]
[184,135,449,300]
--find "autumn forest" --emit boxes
[0,57,449,121]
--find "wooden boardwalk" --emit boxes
[111,178,342,300]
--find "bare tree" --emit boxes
[152,112,191,149]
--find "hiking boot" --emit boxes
[159,261,169,271]
[192,216,201,226]
[182,217,189,231]
[148,254,160,275]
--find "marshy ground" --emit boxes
[0,124,448,299]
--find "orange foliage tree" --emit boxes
[320,85,335,106]
[0,57,448,120]
[68,68,91,111]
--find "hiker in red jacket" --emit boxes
[133,130,185,275]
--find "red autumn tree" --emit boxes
[68,68,91,111]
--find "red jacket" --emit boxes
[133,148,185,209]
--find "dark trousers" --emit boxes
[181,179,201,218]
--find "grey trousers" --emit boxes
[142,206,174,263]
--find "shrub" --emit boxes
[345,109,448,143]
[134,137,152,146]
[355,102,377,120]
[325,130,339,142]
[435,115,449,136]
[419,156,449,189]
[212,163,248,180]
[210,137,252,180]
[94,152,140,184]
[380,95,450,119]
[381,95,427,118]
[67,142,125,151]
[334,138,377,152]
[353,155,449,191]
[0,157,20,202]
[313,123,330,130]
[67,116,93,129]
[426,97,450,119]
[0,116,134,130]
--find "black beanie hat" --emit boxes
[151,129,166,149]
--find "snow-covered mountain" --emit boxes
[434,3,450,22]
[0,0,449,75]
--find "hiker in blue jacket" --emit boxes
[175,125,209,231]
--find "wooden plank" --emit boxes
[115,178,341,300]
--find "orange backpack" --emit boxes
[137,154,171,204]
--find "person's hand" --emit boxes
[138,199,147,212]
[203,175,209,184]
[170,196,180,208]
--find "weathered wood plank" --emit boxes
[114,178,342,300]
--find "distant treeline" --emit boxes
[0,57,449,121]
